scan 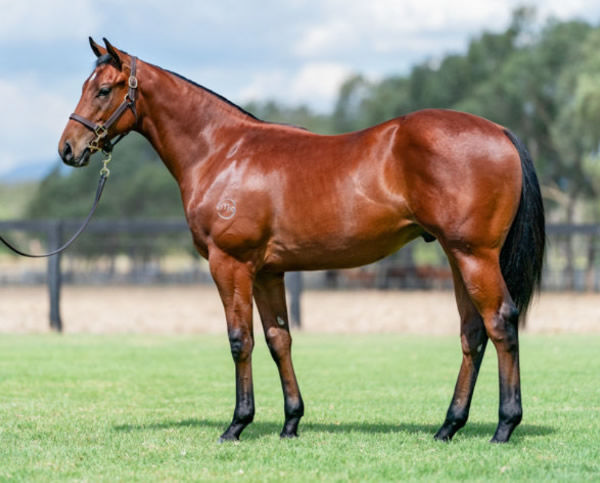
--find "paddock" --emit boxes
[2,285,598,334]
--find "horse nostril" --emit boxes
[62,141,74,163]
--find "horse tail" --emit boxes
[500,129,545,326]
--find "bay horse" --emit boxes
[59,38,545,443]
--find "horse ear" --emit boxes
[103,37,123,70]
[89,37,104,58]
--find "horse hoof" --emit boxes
[433,427,454,442]
[218,434,239,444]
[280,431,299,439]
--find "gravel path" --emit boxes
[1,285,599,334]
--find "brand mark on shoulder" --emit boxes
[216,199,236,220]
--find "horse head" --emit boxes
[58,37,138,167]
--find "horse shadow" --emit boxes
[113,418,554,441]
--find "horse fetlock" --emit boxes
[234,403,255,425]
[499,401,522,427]
[285,397,304,420]
[490,401,522,443]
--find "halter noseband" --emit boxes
[69,56,138,154]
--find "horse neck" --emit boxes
[135,61,257,181]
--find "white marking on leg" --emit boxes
[477,344,483,353]
[277,316,285,326]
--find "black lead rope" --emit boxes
[2,57,138,258]
[0,171,108,258]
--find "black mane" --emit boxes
[95,54,262,122]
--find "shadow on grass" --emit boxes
[113,418,554,441]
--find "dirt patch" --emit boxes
[1,285,599,334]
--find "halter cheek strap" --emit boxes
[69,56,138,153]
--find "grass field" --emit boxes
[0,333,598,481]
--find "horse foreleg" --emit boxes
[209,250,256,442]
[435,265,488,441]
[452,249,522,443]
[254,272,304,438]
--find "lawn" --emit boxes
[0,333,598,481]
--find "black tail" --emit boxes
[500,130,545,326]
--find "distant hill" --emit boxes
[0,160,57,183]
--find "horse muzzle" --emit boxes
[60,141,91,167]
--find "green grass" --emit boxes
[0,333,598,481]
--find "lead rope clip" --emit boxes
[100,151,112,178]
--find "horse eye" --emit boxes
[97,86,112,97]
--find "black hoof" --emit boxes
[280,417,301,439]
[218,434,239,443]
[490,425,514,443]
[434,422,460,442]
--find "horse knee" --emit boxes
[228,328,254,362]
[265,326,291,362]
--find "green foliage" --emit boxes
[27,133,183,220]
[325,8,600,222]
[0,333,598,480]
[0,181,38,219]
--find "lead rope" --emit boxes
[0,155,111,258]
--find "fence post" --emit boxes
[47,222,63,332]
[286,271,302,328]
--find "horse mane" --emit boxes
[164,69,261,121]
[96,53,304,128]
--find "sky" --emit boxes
[1,0,600,178]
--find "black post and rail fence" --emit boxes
[1,220,599,331]
[0,219,304,331]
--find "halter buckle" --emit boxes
[128,76,138,89]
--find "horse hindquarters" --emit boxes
[436,130,544,443]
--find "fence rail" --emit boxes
[1,219,599,331]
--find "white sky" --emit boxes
[1,0,599,176]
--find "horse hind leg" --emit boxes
[450,248,522,443]
[253,272,304,438]
[434,264,488,441]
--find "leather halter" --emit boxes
[0,57,139,258]
[69,56,138,153]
